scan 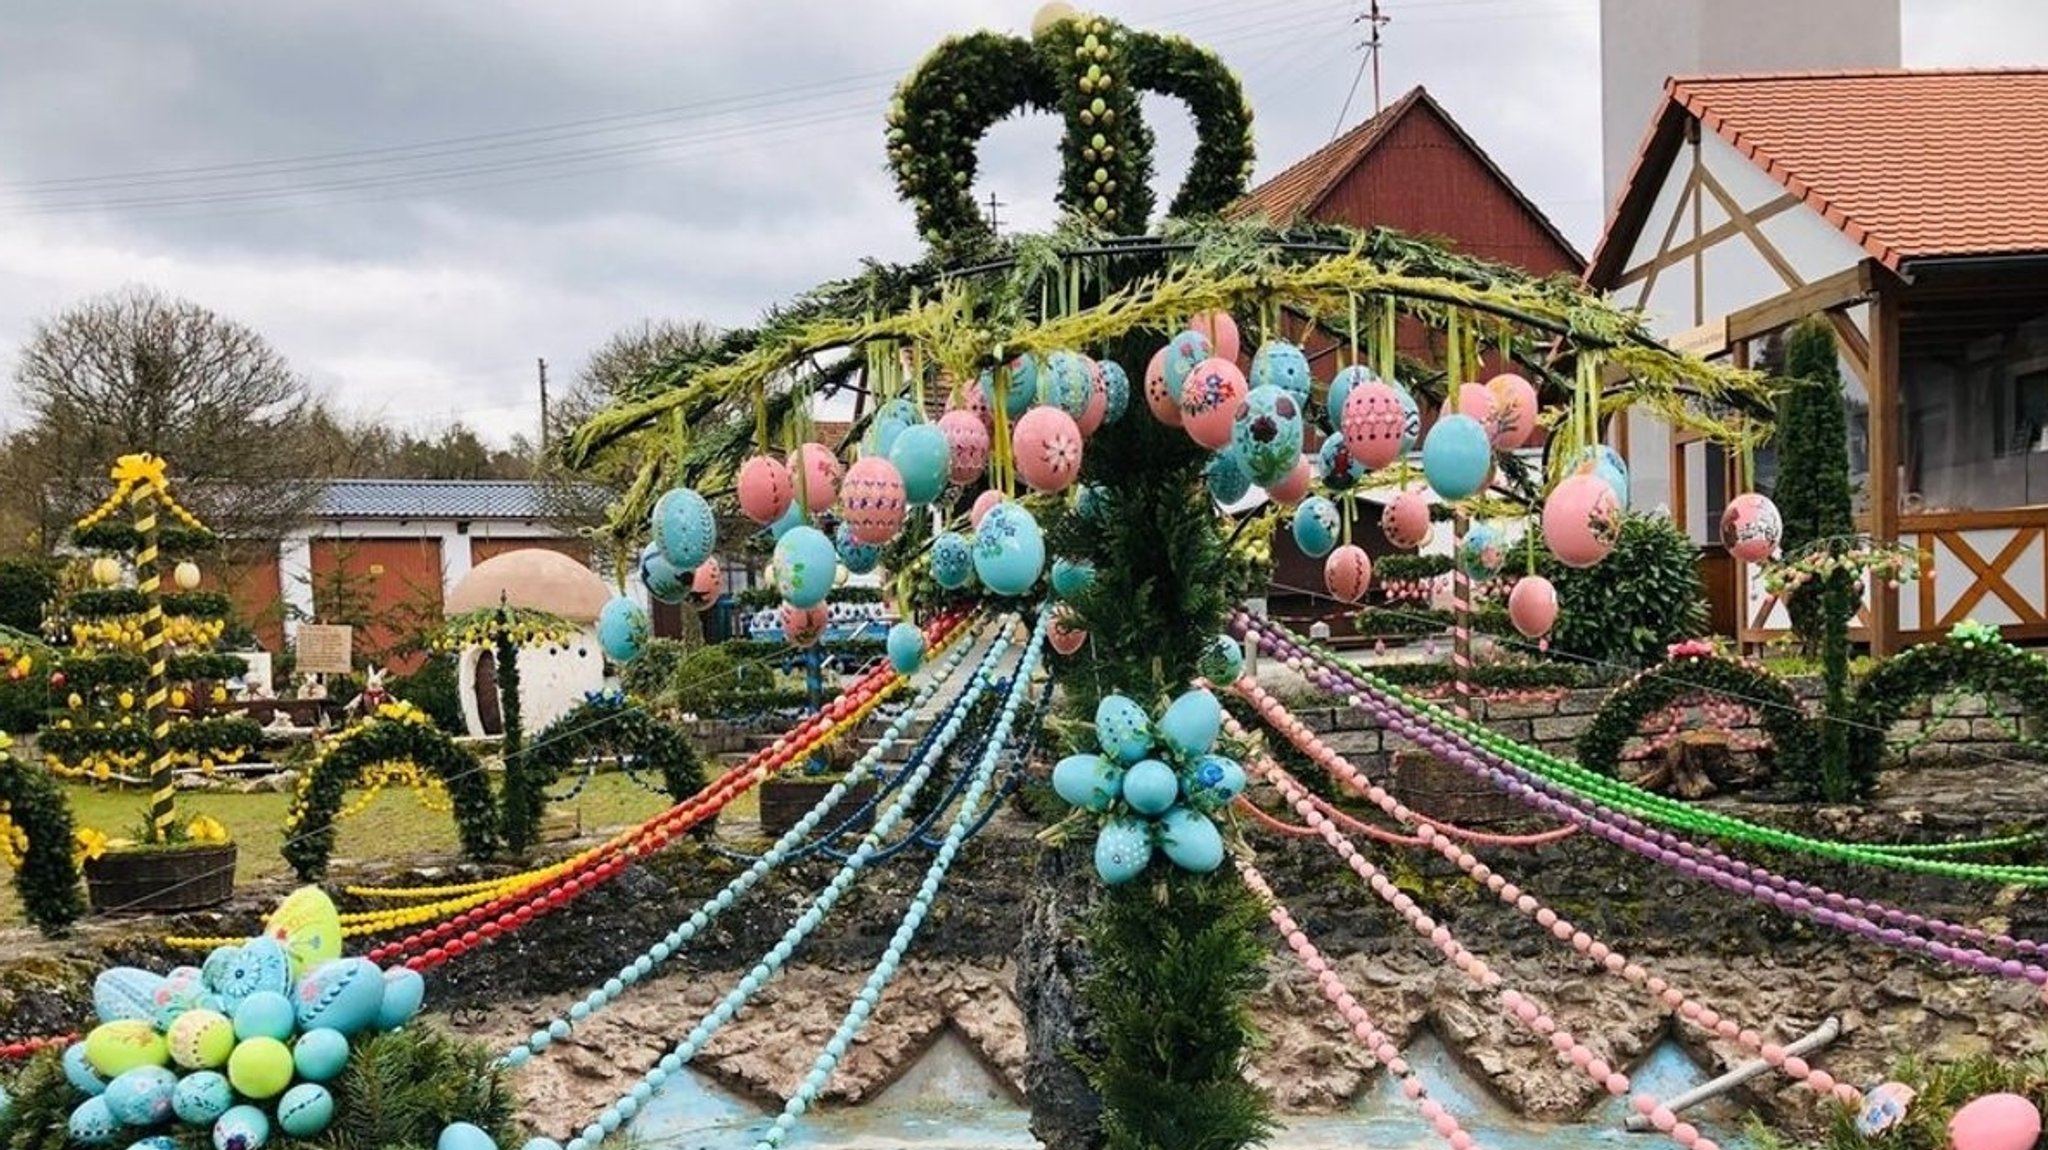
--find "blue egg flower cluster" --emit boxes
[1053,687,1247,884]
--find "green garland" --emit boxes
[52,651,251,693]
[1122,30,1254,219]
[39,715,262,762]
[1846,626,2048,788]
[0,752,83,934]
[60,588,233,621]
[503,696,709,853]
[887,30,1053,254]
[1577,652,1822,796]
[69,521,216,556]
[283,715,499,880]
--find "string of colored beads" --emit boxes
[0,1033,75,1061]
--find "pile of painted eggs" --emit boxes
[1052,687,1245,883]
[61,888,436,1150]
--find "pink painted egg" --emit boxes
[1381,489,1432,550]
[1455,382,1495,430]
[1720,492,1783,563]
[782,603,829,648]
[786,442,843,514]
[1179,357,1247,450]
[690,558,723,607]
[1325,545,1373,603]
[1078,358,1108,437]
[1484,373,1540,449]
[1014,405,1085,494]
[1048,608,1089,656]
[1266,457,1313,506]
[1189,311,1241,364]
[1948,1093,2040,1150]
[939,409,990,484]
[1542,474,1621,569]
[965,382,995,429]
[1507,576,1559,639]
[737,455,794,525]
[970,489,1005,530]
[1342,381,1409,470]
[1144,346,1183,427]
[840,456,907,545]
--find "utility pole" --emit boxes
[1334,0,1392,138]
[537,357,550,451]
[984,192,1006,235]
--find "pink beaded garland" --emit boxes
[1013,405,1085,493]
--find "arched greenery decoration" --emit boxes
[502,692,710,854]
[1846,622,2048,792]
[283,707,499,880]
[1578,652,1823,798]
[0,752,83,934]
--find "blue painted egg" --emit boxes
[1052,754,1124,812]
[1392,383,1422,448]
[596,597,650,664]
[972,502,1045,597]
[1319,435,1368,491]
[1041,351,1095,418]
[982,360,1038,420]
[766,501,805,541]
[1184,754,1248,811]
[277,1083,336,1139]
[1093,818,1154,885]
[1094,695,1154,764]
[1571,444,1631,507]
[1157,688,1223,759]
[1120,759,1180,816]
[521,1140,566,1150]
[833,521,882,575]
[1326,365,1377,432]
[886,622,926,674]
[68,1096,121,1147]
[772,525,837,609]
[437,1121,501,1150]
[1205,448,1253,505]
[151,965,208,1030]
[1233,384,1305,485]
[292,1027,351,1081]
[1292,496,1340,559]
[638,542,686,605]
[104,1065,178,1127]
[1164,330,1213,399]
[231,991,295,1042]
[1159,807,1226,873]
[868,397,923,457]
[93,966,167,1025]
[378,966,427,1031]
[212,1104,270,1150]
[173,1071,235,1125]
[126,1138,181,1150]
[929,532,975,590]
[203,938,293,1012]
[65,1041,108,1096]
[295,957,387,1036]
[651,487,717,570]
[1050,558,1096,600]
[1100,360,1131,423]
[1197,635,1244,685]
[1250,341,1313,408]
[1422,413,1493,501]
[888,423,952,506]
[1457,523,1507,580]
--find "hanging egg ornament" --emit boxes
[1507,576,1559,639]
[1454,382,1496,432]
[1720,492,1783,563]
[972,502,1046,596]
[868,397,922,456]
[1179,358,1248,451]
[840,456,907,544]
[1189,310,1241,363]
[1571,444,1631,507]
[651,486,717,569]
[1002,355,1043,418]
[1393,382,1422,446]
[1159,806,1225,873]
[889,423,952,507]
[1326,365,1375,433]
[766,501,805,541]
[886,622,926,674]
[1164,329,1212,403]
[1013,406,1085,493]
[833,522,882,575]
[1040,351,1094,419]
[1094,818,1153,884]
[1381,490,1431,549]
[939,409,991,484]
[1250,341,1313,408]
[966,378,996,428]
[1205,449,1253,505]
[690,557,724,607]
[787,442,844,513]
[1197,634,1244,684]
[782,603,829,648]
[1144,346,1183,427]
[1343,380,1410,470]
[970,489,1005,529]
[929,532,975,590]
[1266,457,1313,506]
[1457,523,1506,580]
[1121,759,1180,815]
[1421,413,1493,501]
[1542,474,1622,568]
[1319,435,1368,491]
[1325,544,1373,603]
[1292,496,1341,559]
[1050,558,1096,600]
[1099,359,1131,424]
[1232,384,1304,485]
[1077,358,1108,436]
[1484,373,1540,449]
[772,525,839,608]
[1048,607,1089,656]
[1053,754,1123,812]
[639,543,686,604]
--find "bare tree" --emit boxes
[7,286,328,545]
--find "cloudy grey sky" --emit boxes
[0,0,2040,445]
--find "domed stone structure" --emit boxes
[445,548,613,738]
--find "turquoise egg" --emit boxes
[596,597,650,663]
[231,991,295,1042]
[1196,635,1244,685]
[1184,754,1248,812]
[104,1065,178,1127]
[1052,754,1123,812]
[1159,807,1226,873]
[834,521,882,575]
[982,359,1038,420]
[203,938,292,1011]
[1571,444,1631,507]
[437,1121,501,1150]
[772,525,838,609]
[1292,496,1340,559]
[1457,523,1506,580]
[766,501,805,541]
[277,1083,335,1139]
[127,1138,181,1150]
[1233,384,1304,485]
[68,1096,120,1147]
[1075,483,1108,519]
[1041,351,1095,418]
[378,967,426,1031]
[292,1028,350,1082]
[1100,360,1131,422]
[1205,448,1253,505]
[1392,383,1422,448]
[1422,413,1493,501]
[1050,558,1096,600]
[212,1104,270,1150]
[868,397,923,456]
[296,957,387,1037]
[886,622,926,674]
[150,966,208,1030]
[173,1070,234,1125]
[972,502,1044,597]
[93,966,167,1025]
[1094,695,1154,764]
[1120,759,1180,816]
[522,1140,566,1150]
[65,1041,108,1096]
[1164,330,1212,397]
[1326,365,1377,431]
[929,532,975,590]
[1250,341,1313,408]
[1093,818,1154,885]
[1319,435,1368,491]
[888,423,952,506]
[639,543,686,605]
[1157,688,1223,759]
[651,487,717,570]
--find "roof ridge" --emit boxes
[1671,65,2048,85]
[1225,86,1423,223]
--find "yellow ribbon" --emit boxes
[111,453,169,492]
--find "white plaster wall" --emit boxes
[459,626,606,739]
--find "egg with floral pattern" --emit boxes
[1250,341,1312,408]
[1014,406,1084,493]
[1232,384,1304,485]
[929,532,975,590]
[972,502,1045,596]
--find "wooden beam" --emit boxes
[1725,263,1876,343]
[1867,277,1902,656]
[1697,169,1804,289]
[1615,194,1799,288]
[1624,167,1702,305]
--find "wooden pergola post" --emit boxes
[1866,278,1903,656]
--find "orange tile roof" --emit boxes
[1227,89,1424,224]
[1590,68,2048,283]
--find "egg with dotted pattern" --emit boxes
[1093,694,1154,765]
[295,956,387,1036]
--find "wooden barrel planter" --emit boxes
[83,843,238,914]
[1386,749,1528,827]
[758,778,878,841]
